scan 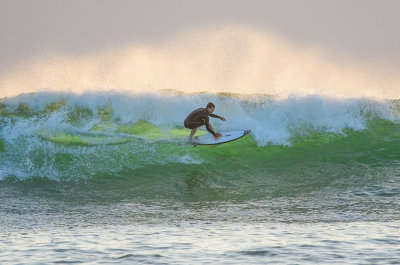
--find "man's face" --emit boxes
[207,107,215,114]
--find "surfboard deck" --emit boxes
[192,130,251,146]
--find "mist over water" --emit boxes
[1,25,399,99]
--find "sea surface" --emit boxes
[1,91,399,264]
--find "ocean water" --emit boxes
[1,91,400,264]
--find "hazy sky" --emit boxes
[1,0,399,72]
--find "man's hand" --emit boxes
[220,117,226,122]
[214,133,222,140]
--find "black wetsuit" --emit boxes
[184,108,222,136]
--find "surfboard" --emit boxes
[192,130,251,146]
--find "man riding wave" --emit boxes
[184,102,226,140]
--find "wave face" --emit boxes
[0,91,399,187]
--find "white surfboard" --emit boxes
[192,130,251,146]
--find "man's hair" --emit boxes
[206,102,215,109]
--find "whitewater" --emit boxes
[0,90,399,181]
[1,26,400,264]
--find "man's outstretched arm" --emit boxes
[209,113,226,121]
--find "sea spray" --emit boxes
[1,26,399,99]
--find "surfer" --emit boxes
[184,102,226,140]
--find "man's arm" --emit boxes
[204,118,217,136]
[209,113,221,118]
[209,113,226,121]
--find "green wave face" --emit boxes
[0,91,399,203]
[0,139,4,153]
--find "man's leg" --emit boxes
[189,128,197,139]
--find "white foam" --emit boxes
[2,91,396,147]
[176,155,202,165]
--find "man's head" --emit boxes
[206,102,215,114]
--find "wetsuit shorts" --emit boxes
[184,120,204,129]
